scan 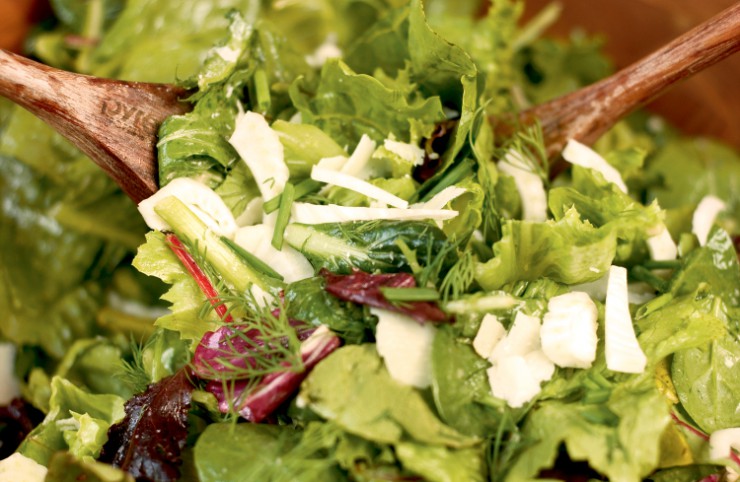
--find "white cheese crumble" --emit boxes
[562,139,628,193]
[487,312,555,408]
[0,453,48,482]
[373,308,436,388]
[234,224,314,283]
[0,342,20,405]
[497,149,548,222]
[229,110,290,201]
[472,314,506,359]
[540,292,598,369]
[692,195,726,246]
[605,265,647,373]
[137,177,237,238]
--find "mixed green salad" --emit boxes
[2,0,740,481]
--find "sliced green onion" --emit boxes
[254,69,271,113]
[264,178,321,214]
[221,236,284,281]
[272,182,295,250]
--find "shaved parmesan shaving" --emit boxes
[229,110,289,200]
[291,203,458,224]
[412,186,467,211]
[646,225,677,260]
[498,149,548,221]
[605,265,647,373]
[311,166,409,208]
[341,134,377,179]
[709,427,740,462]
[138,178,237,238]
[692,195,726,246]
[373,308,435,388]
[562,139,628,193]
[316,155,348,171]
[234,224,314,283]
[384,138,425,166]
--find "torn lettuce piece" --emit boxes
[290,59,445,149]
[18,377,125,466]
[475,208,617,291]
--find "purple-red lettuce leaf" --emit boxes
[98,369,194,482]
[320,269,450,323]
[205,327,341,422]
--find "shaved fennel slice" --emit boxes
[291,203,457,224]
[562,139,628,193]
[229,110,289,200]
[605,265,647,373]
[373,308,435,388]
[498,149,547,222]
[138,177,237,238]
[646,225,677,261]
[311,166,409,208]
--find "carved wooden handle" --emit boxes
[522,2,740,160]
[0,50,190,202]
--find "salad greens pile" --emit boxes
[1,0,740,481]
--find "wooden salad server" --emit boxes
[515,1,740,159]
[0,2,738,203]
[0,50,190,203]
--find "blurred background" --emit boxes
[2,0,736,148]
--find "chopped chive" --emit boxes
[254,69,271,112]
[582,388,611,405]
[380,287,440,302]
[221,236,284,281]
[642,260,682,270]
[264,178,321,213]
[417,157,476,203]
[629,265,668,293]
[272,182,295,250]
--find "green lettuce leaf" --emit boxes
[506,379,670,482]
[19,377,125,465]
[290,59,445,148]
[474,208,617,291]
[132,231,219,343]
[299,344,478,449]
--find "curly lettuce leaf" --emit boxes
[19,377,125,466]
[474,208,617,291]
[132,231,219,343]
[549,165,664,263]
[290,59,445,149]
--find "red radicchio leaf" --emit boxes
[0,398,44,459]
[205,326,341,422]
[192,320,316,380]
[320,269,451,323]
[99,369,194,482]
